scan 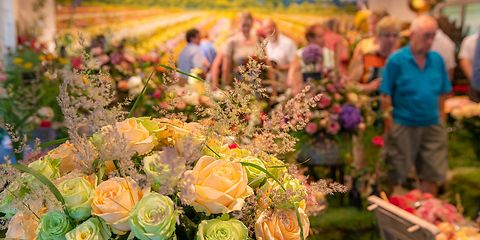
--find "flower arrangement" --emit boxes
[0,53,345,239]
[300,78,370,139]
[389,190,480,240]
[449,102,480,159]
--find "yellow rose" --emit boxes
[153,119,205,158]
[92,177,146,234]
[6,210,45,240]
[255,208,310,240]
[183,156,252,214]
[116,118,156,156]
[47,141,79,174]
[346,92,359,104]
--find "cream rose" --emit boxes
[47,141,79,174]
[6,211,42,240]
[255,208,310,240]
[183,156,252,214]
[116,118,156,155]
[91,177,146,234]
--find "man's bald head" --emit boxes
[410,15,438,54]
[263,18,278,40]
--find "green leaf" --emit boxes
[11,163,70,217]
[39,137,69,148]
[239,162,286,192]
[158,64,205,82]
[295,204,305,240]
[205,144,221,158]
[128,71,155,118]
[113,159,123,177]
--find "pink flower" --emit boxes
[318,95,331,109]
[175,101,186,110]
[326,83,336,93]
[305,122,318,135]
[331,104,341,114]
[327,122,340,135]
[372,136,384,148]
[153,89,162,99]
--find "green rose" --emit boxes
[128,192,177,240]
[263,156,286,179]
[277,174,307,209]
[196,218,248,240]
[0,182,21,218]
[241,156,267,188]
[58,176,95,221]
[65,217,111,240]
[26,157,60,179]
[143,152,167,191]
[136,117,160,134]
[37,210,73,240]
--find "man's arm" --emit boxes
[460,58,473,81]
[381,94,393,133]
[439,94,448,124]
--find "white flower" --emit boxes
[37,107,55,120]
[128,76,144,96]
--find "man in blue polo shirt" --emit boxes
[380,15,452,195]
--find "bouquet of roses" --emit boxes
[0,55,343,239]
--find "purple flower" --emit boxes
[302,44,323,65]
[339,104,363,131]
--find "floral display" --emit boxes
[298,78,375,139]
[389,190,480,240]
[449,101,480,159]
[0,52,345,239]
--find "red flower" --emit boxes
[70,56,83,70]
[372,136,384,148]
[39,120,52,128]
[228,143,238,149]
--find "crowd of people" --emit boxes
[176,11,480,196]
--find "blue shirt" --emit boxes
[177,43,205,76]
[380,45,452,126]
[200,40,217,64]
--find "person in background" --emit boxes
[380,15,451,195]
[349,16,400,94]
[222,11,257,85]
[348,17,400,169]
[431,16,456,80]
[262,18,297,88]
[351,10,390,63]
[199,32,217,66]
[287,23,335,95]
[177,28,208,81]
[324,18,349,76]
[459,29,480,102]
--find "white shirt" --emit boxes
[431,29,456,70]
[459,33,479,61]
[266,34,297,66]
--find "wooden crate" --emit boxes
[367,196,440,240]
